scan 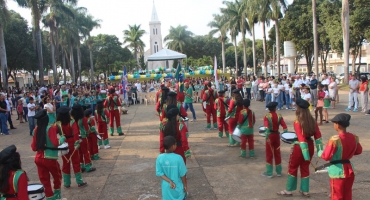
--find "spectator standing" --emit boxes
[0,94,10,135]
[309,75,318,108]
[237,77,244,98]
[17,100,23,123]
[345,76,359,112]
[245,77,252,100]
[20,95,28,122]
[135,80,142,93]
[5,97,15,129]
[183,82,197,121]
[359,76,368,113]
[27,97,36,136]
[328,77,337,109]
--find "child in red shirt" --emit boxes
[17,100,23,123]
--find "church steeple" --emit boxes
[151,1,159,23]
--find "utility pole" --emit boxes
[313,0,319,76]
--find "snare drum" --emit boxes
[259,126,265,137]
[280,132,297,144]
[182,117,189,129]
[202,102,207,109]
[28,184,45,200]
[315,167,328,174]
[58,143,69,156]
[224,116,230,122]
[97,134,102,140]
[231,127,242,142]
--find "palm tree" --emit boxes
[123,24,146,64]
[243,0,258,74]
[164,25,193,53]
[0,0,27,89]
[221,0,240,78]
[269,0,287,76]
[208,14,227,73]
[251,0,271,76]
[342,0,349,84]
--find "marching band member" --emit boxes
[226,89,243,146]
[237,99,255,158]
[166,92,187,119]
[277,99,323,197]
[202,82,218,130]
[155,87,169,122]
[262,102,287,178]
[84,109,100,160]
[159,105,191,164]
[57,107,87,188]
[95,100,111,149]
[155,84,165,103]
[31,110,65,200]
[0,145,28,200]
[104,88,124,136]
[214,90,229,138]
[70,105,96,173]
[321,113,362,200]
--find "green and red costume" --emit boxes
[77,118,94,172]
[321,133,362,200]
[263,112,288,176]
[226,99,242,145]
[214,97,230,138]
[202,88,218,129]
[95,109,110,146]
[104,94,123,135]
[285,121,323,193]
[237,108,256,157]
[159,119,190,164]
[0,170,28,200]
[87,117,100,160]
[60,121,85,188]
[31,125,65,200]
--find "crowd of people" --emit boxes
[0,72,366,200]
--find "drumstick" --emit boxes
[67,148,78,163]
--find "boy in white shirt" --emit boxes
[27,97,37,136]
[272,84,279,103]
[289,84,295,110]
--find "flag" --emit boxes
[214,56,219,90]
[122,66,127,99]
[175,63,184,92]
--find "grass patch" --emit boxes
[338,84,350,91]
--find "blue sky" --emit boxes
[7,0,294,51]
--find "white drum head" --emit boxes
[281,132,296,139]
[28,184,43,191]
[97,135,102,140]
[232,127,242,142]
[259,126,265,131]
[203,102,207,109]
[58,143,68,149]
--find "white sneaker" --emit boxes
[286,108,289,110]
[104,145,111,149]
[278,109,280,111]
[98,146,100,150]
[265,108,268,110]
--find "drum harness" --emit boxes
[0,170,24,198]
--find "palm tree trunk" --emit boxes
[221,40,226,73]
[77,45,82,83]
[252,24,256,75]
[36,29,44,86]
[0,24,8,89]
[62,48,66,83]
[50,30,57,85]
[312,0,319,76]
[262,21,268,77]
[89,46,94,83]
[242,30,247,76]
[234,36,238,79]
[69,44,75,83]
[274,19,281,76]
[342,0,350,84]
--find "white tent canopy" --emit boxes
[147,48,187,61]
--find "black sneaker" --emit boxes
[86,167,96,173]
[78,182,88,187]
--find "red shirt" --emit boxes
[237,79,244,89]
[160,122,189,153]
[1,171,28,200]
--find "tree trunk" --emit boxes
[0,24,8,90]
[77,45,82,84]
[62,48,67,83]
[312,0,319,76]
[36,29,44,86]
[342,0,350,84]
[221,40,226,73]
[262,21,268,77]
[252,24,256,75]
[274,20,280,76]
[356,47,362,74]
[89,46,94,83]
[242,30,247,76]
[69,44,75,83]
[351,52,356,75]
[234,36,238,78]
[50,30,57,85]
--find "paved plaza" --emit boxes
[0,91,369,200]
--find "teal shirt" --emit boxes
[156,153,187,200]
[78,97,85,106]
[84,96,92,106]
[70,96,77,107]
[184,87,193,103]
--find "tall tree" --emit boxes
[123,24,146,64]
[244,0,259,74]
[342,0,349,84]
[208,14,227,73]
[164,25,193,53]
[0,0,27,89]
[221,0,241,77]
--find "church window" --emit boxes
[154,45,156,53]
[156,45,159,52]
[156,29,158,35]
[155,42,157,44]
[153,29,155,35]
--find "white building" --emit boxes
[144,2,173,70]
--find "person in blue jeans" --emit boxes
[0,94,10,135]
[265,84,272,110]
[277,81,285,110]
[27,97,37,136]
[183,82,196,121]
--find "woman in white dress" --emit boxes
[328,77,337,109]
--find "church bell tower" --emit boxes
[149,2,163,56]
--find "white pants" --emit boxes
[360,91,368,112]
[348,92,358,109]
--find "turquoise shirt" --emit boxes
[78,97,85,106]
[84,96,92,106]
[184,87,193,103]
[156,153,187,200]
[70,96,77,107]
[219,82,224,91]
